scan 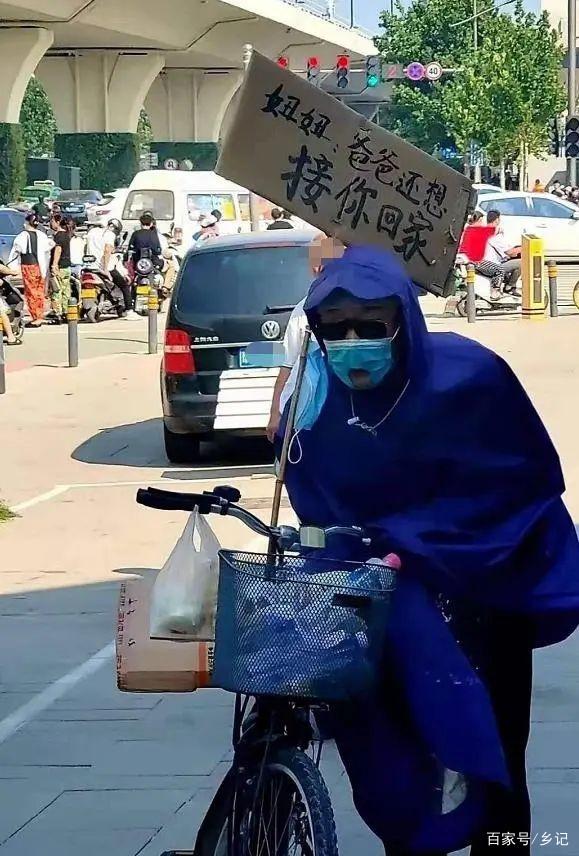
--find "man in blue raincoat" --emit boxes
[279,245,579,855]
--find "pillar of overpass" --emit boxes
[36,52,164,191]
[145,69,242,169]
[0,28,53,203]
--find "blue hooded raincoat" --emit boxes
[281,245,579,853]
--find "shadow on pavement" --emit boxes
[72,417,275,474]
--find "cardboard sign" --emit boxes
[116,577,214,693]
[217,52,474,296]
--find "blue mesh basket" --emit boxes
[213,550,397,702]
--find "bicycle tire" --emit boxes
[197,746,338,856]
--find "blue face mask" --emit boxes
[325,332,398,389]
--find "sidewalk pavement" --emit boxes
[0,314,578,855]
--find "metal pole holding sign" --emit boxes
[148,287,159,355]
[568,0,577,186]
[268,328,312,554]
[67,299,79,367]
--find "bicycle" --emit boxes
[137,484,398,856]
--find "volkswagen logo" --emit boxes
[261,320,281,340]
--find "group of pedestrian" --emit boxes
[267,208,293,230]
[547,180,579,204]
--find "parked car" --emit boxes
[161,230,314,462]
[476,191,579,256]
[58,190,104,226]
[86,187,129,227]
[0,208,26,265]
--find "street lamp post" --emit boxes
[568,0,577,185]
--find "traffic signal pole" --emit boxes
[568,0,577,185]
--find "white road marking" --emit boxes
[11,470,274,514]
[11,485,69,512]
[0,642,115,745]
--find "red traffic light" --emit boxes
[307,56,320,69]
[277,55,289,68]
[337,54,350,69]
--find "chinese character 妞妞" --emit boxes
[425,179,448,219]
[334,177,378,229]
[394,210,434,264]
[262,84,285,118]
[281,145,334,214]
[377,204,404,239]
[312,113,331,140]
[348,131,374,171]
[396,170,423,205]
[373,148,400,186]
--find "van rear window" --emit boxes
[187,194,236,221]
[175,246,311,316]
[123,190,174,221]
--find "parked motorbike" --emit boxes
[133,252,166,316]
[453,254,540,316]
[0,276,25,341]
[79,255,125,322]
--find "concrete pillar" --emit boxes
[36,52,164,190]
[0,28,53,202]
[145,69,241,170]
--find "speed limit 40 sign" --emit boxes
[425,62,443,81]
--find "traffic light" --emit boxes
[565,116,579,158]
[548,118,560,156]
[277,55,289,69]
[366,55,381,88]
[336,54,350,89]
[307,56,320,84]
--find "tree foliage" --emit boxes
[375,0,489,154]
[376,0,565,172]
[19,77,57,158]
[441,3,565,175]
[137,108,153,152]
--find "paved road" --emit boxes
[4,313,159,374]
[0,312,578,855]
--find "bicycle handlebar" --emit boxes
[136,486,371,549]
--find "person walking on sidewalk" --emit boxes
[8,213,51,327]
[49,214,73,323]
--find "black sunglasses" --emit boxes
[316,319,396,341]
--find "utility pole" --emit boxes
[473,0,478,51]
[568,0,577,185]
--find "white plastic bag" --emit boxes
[150,508,220,641]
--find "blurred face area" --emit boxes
[318,295,401,390]
[309,233,346,275]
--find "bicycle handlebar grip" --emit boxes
[136,487,215,514]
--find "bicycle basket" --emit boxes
[213,551,397,702]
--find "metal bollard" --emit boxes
[67,298,79,367]
[0,333,5,394]
[147,287,158,355]
[547,260,559,318]
[466,263,476,323]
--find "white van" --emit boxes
[122,170,251,245]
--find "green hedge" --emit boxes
[150,141,218,171]
[55,133,139,191]
[0,123,26,204]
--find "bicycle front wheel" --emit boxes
[203,746,338,856]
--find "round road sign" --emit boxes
[405,62,425,82]
[163,158,179,170]
[425,62,443,81]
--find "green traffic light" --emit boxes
[367,74,380,87]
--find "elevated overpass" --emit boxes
[0,0,375,192]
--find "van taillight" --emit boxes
[164,329,195,374]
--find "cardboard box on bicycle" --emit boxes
[116,576,214,693]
